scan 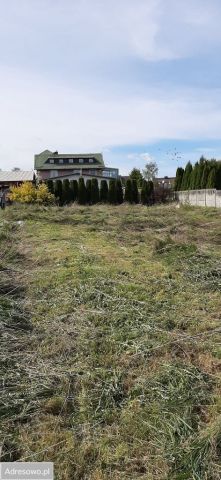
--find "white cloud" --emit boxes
[0,1,221,170]
[1,66,221,170]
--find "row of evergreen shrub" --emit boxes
[175,157,221,191]
[46,177,154,205]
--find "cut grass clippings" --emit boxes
[0,203,221,479]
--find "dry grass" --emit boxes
[1,203,221,479]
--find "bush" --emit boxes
[46,179,54,195]
[174,167,184,191]
[181,162,193,190]
[54,180,63,205]
[86,179,92,204]
[108,179,117,204]
[100,180,108,203]
[207,168,216,189]
[124,179,133,203]
[70,180,78,202]
[91,178,99,204]
[116,179,124,204]
[141,179,151,205]
[131,179,139,203]
[36,184,55,204]
[9,182,55,205]
[78,177,87,204]
[62,179,72,205]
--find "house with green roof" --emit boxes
[34,150,118,184]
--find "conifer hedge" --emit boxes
[78,177,87,204]
[46,176,155,206]
[116,179,123,204]
[70,180,78,202]
[91,178,99,204]
[175,157,221,191]
[108,179,117,204]
[100,180,108,202]
[54,180,63,205]
[124,179,133,203]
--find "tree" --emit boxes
[147,180,154,198]
[78,177,87,204]
[100,180,108,203]
[62,179,71,205]
[131,179,139,203]
[174,167,184,191]
[201,162,210,189]
[46,179,54,195]
[116,179,124,204]
[189,162,199,190]
[181,162,192,190]
[129,168,143,187]
[215,163,221,189]
[91,178,99,204]
[142,161,158,181]
[124,179,133,203]
[54,180,63,205]
[70,180,78,202]
[108,179,117,204]
[207,168,216,189]
[86,179,92,204]
[141,180,149,205]
[195,157,206,189]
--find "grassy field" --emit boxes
[1,203,221,479]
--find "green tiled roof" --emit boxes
[34,150,104,170]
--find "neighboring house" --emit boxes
[155,176,175,189]
[0,171,34,191]
[34,150,119,185]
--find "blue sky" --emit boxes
[1,0,221,175]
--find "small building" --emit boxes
[0,171,34,192]
[34,150,119,185]
[155,176,175,189]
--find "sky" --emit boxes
[1,0,221,175]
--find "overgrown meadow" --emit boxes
[1,203,221,479]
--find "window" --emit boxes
[49,159,54,164]
[89,158,93,163]
[69,159,74,164]
[50,170,58,178]
[79,158,84,164]
[59,159,63,164]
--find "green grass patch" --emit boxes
[1,204,221,479]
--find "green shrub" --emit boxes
[181,161,193,190]
[124,179,133,203]
[70,180,78,202]
[78,177,87,204]
[108,179,117,204]
[100,180,108,203]
[141,180,147,205]
[46,179,54,195]
[116,179,124,204]
[62,179,71,205]
[54,180,63,205]
[91,178,99,204]
[174,167,184,191]
[131,179,139,203]
[86,179,92,204]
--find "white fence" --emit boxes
[176,189,221,208]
